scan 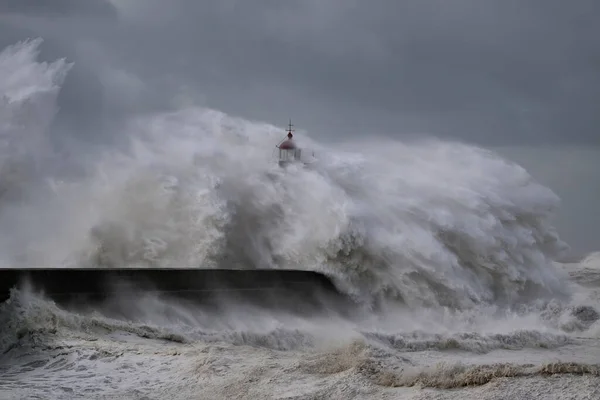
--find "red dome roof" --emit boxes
[279,139,296,149]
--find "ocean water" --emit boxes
[1,38,599,400]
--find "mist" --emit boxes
[1,0,598,254]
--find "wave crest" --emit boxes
[0,38,570,310]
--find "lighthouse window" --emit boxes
[279,149,301,161]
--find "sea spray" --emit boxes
[0,39,570,311]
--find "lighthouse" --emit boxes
[273,120,316,168]
[276,120,302,167]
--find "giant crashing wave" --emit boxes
[0,38,571,312]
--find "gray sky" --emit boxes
[1,0,599,255]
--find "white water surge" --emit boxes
[1,39,599,400]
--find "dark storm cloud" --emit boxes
[100,0,600,146]
[1,0,599,146]
[1,0,117,18]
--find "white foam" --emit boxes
[1,37,599,400]
[0,39,571,311]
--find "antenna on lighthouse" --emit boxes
[286,119,294,139]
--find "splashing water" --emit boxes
[2,38,600,400]
[0,38,570,311]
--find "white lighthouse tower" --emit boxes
[274,120,316,167]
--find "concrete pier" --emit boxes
[0,268,348,314]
